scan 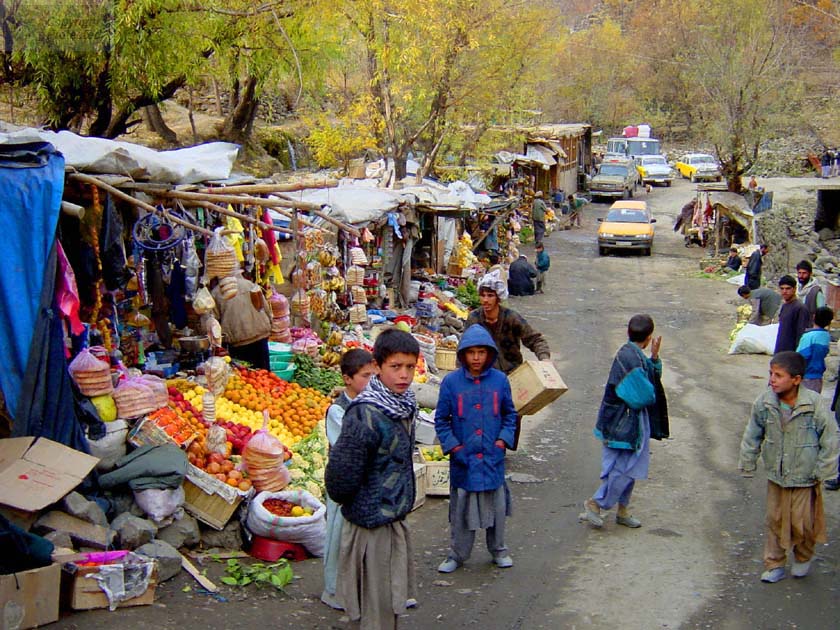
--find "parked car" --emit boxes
[597,200,655,256]
[634,155,674,187]
[674,153,722,182]
[590,157,639,201]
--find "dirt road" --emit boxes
[54,177,839,629]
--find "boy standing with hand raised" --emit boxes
[739,351,839,583]
[325,330,420,629]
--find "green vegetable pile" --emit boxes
[454,279,480,308]
[292,353,344,395]
[218,558,293,590]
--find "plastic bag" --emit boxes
[87,419,129,471]
[203,356,230,396]
[140,374,169,409]
[245,490,327,556]
[243,412,291,492]
[69,349,113,396]
[192,286,216,315]
[133,486,185,526]
[204,227,238,280]
[112,377,160,419]
[206,422,229,456]
[201,314,223,347]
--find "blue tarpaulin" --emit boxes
[0,142,65,419]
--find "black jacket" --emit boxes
[508,257,537,296]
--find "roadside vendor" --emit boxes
[212,274,273,369]
[465,272,552,448]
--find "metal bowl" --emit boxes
[177,336,210,353]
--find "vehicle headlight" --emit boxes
[600,233,615,238]
[635,234,650,239]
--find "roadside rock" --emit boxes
[44,530,74,550]
[157,514,200,549]
[62,492,109,527]
[199,520,243,550]
[111,513,157,550]
[135,540,182,582]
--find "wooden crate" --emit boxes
[412,462,427,511]
[63,562,157,610]
[508,360,568,416]
[419,449,450,496]
[183,478,244,530]
[447,263,464,277]
[435,348,457,371]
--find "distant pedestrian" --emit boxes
[535,242,550,294]
[748,175,758,190]
[795,260,825,325]
[821,150,832,178]
[738,285,781,325]
[796,306,833,394]
[725,247,742,272]
[580,314,667,530]
[775,275,810,353]
[744,243,768,291]
[508,254,538,297]
[434,325,517,573]
[568,194,585,228]
[739,351,838,583]
[531,191,547,244]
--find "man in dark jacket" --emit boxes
[508,254,537,296]
[531,191,547,243]
[744,244,768,290]
[774,275,810,353]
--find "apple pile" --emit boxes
[216,420,255,455]
[186,443,252,492]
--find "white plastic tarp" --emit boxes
[0,125,239,184]
[281,184,402,225]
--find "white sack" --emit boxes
[245,490,327,556]
[728,323,779,355]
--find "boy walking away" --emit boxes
[775,275,810,353]
[581,314,667,529]
[434,324,518,573]
[796,306,833,394]
[322,349,377,610]
[325,329,420,629]
[739,351,838,583]
[535,243,550,294]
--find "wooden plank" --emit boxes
[180,553,218,593]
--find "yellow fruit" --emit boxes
[291,506,305,517]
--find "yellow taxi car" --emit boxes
[597,200,655,256]
[674,153,722,182]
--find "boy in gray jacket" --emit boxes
[739,351,839,583]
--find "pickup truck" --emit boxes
[590,158,638,201]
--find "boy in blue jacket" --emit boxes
[434,324,518,573]
[535,242,550,294]
[796,306,833,393]
[581,314,663,529]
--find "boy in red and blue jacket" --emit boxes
[434,324,518,573]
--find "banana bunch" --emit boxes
[321,350,342,367]
[321,276,345,292]
[442,302,468,319]
[327,331,344,346]
[421,445,449,462]
[318,248,338,268]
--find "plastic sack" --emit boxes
[140,374,169,409]
[192,285,216,315]
[245,490,327,556]
[413,333,438,374]
[69,349,113,396]
[206,423,229,456]
[133,486,185,526]
[243,412,291,492]
[87,419,129,471]
[201,314,223,347]
[728,323,779,355]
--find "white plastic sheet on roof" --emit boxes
[0,125,239,184]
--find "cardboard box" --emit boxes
[62,554,157,610]
[0,563,61,629]
[418,449,450,496]
[0,437,99,513]
[508,360,568,416]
